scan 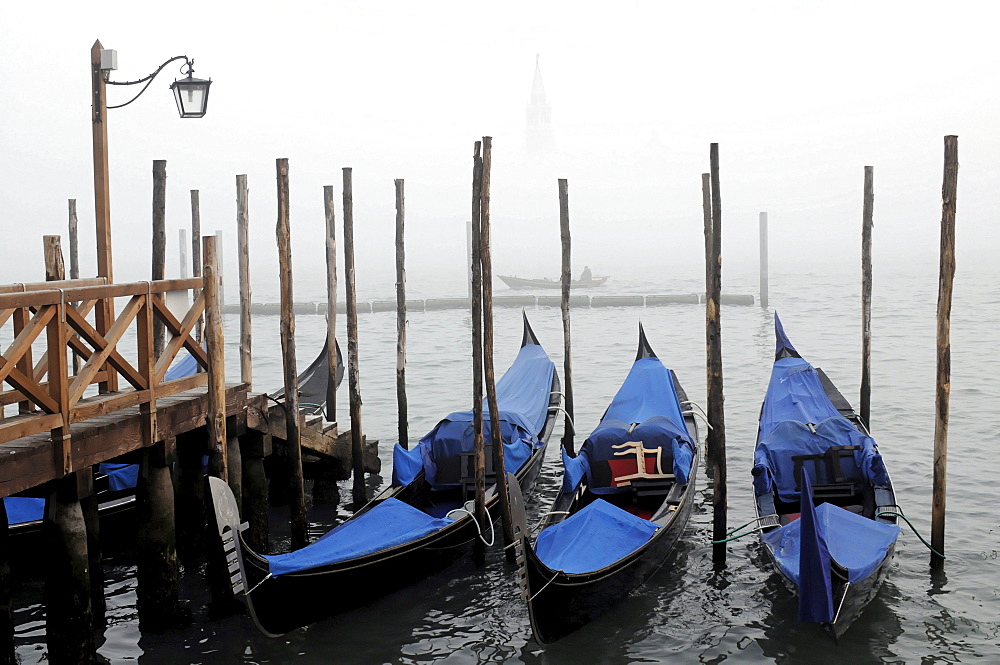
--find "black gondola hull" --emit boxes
[522,470,697,645]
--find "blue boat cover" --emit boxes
[3,497,45,525]
[796,471,834,623]
[392,343,555,487]
[264,497,454,576]
[164,348,199,381]
[534,499,658,574]
[761,502,900,586]
[568,357,695,494]
[99,463,139,491]
[752,324,889,503]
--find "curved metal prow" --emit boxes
[636,322,657,360]
[522,310,541,347]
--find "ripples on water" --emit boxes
[9,269,1000,663]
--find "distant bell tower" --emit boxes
[525,54,553,152]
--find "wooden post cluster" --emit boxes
[705,144,728,566]
[931,136,958,567]
[237,174,252,388]
[469,142,488,564]
[275,159,308,550]
[152,160,167,360]
[861,166,874,428]
[559,178,574,456]
[343,168,367,506]
[479,137,512,553]
[395,179,409,449]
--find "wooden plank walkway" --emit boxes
[0,383,248,498]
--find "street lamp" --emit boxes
[89,39,211,391]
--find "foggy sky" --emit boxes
[2,2,998,299]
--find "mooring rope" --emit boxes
[876,508,946,559]
[446,506,496,547]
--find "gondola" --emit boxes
[209,313,561,636]
[511,324,699,644]
[269,339,345,417]
[751,314,901,639]
[497,274,609,290]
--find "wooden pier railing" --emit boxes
[0,277,207,476]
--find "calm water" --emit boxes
[10,268,1000,664]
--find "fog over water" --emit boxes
[2,2,998,298]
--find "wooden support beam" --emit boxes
[343,167,366,507]
[277,158,307,549]
[931,135,958,567]
[44,474,96,664]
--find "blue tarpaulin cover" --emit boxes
[752,315,889,503]
[164,348,199,381]
[795,471,834,622]
[99,463,139,491]
[3,497,45,525]
[760,501,900,586]
[392,343,554,487]
[534,499,658,574]
[570,357,695,494]
[264,497,454,576]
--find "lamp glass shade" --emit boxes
[170,76,212,118]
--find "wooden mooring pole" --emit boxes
[179,229,189,279]
[276,159,308,549]
[343,167,367,507]
[237,174,252,388]
[395,179,409,448]
[324,185,338,423]
[861,166,874,427]
[480,137,512,553]
[470,142,487,565]
[191,190,203,343]
[204,235,228,484]
[152,160,167,359]
[69,200,81,374]
[559,178,574,456]
[706,144,728,566]
[759,212,769,309]
[44,236,105,630]
[931,136,958,567]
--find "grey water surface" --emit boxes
[11,267,1000,664]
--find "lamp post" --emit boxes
[89,40,210,392]
[90,39,211,286]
